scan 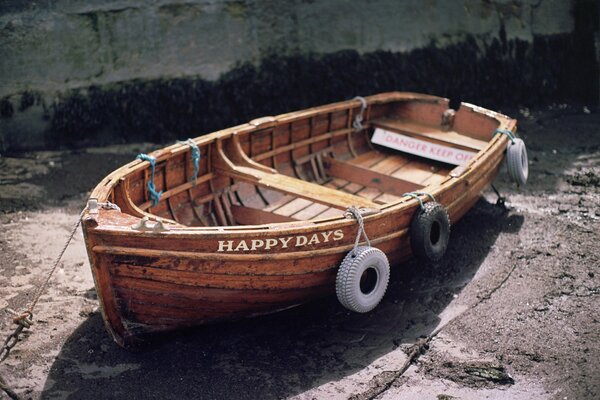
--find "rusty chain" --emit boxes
[1,311,33,363]
[0,373,20,400]
[0,311,31,400]
[0,206,92,400]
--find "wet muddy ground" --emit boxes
[0,107,599,399]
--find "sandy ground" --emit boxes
[0,107,599,400]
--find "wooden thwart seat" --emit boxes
[322,156,423,196]
[221,165,379,210]
[372,118,488,152]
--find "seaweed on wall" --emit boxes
[46,31,597,149]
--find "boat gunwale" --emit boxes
[85,92,516,237]
[91,149,506,260]
[88,93,445,197]
[87,136,507,251]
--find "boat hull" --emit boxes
[82,92,515,347]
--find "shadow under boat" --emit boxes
[41,197,523,400]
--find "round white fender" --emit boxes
[336,246,390,313]
[410,202,451,263]
[506,138,528,186]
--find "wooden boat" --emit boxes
[81,92,527,347]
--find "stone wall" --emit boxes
[0,0,597,151]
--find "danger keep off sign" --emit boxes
[371,128,476,166]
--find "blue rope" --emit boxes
[137,153,162,206]
[402,192,436,210]
[178,139,200,183]
[494,129,516,144]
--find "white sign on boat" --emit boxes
[371,128,476,166]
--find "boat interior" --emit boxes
[108,98,500,228]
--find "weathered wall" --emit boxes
[0,0,576,95]
[0,0,597,151]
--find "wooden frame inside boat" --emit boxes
[82,92,518,347]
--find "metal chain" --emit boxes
[345,206,371,255]
[0,205,93,400]
[0,373,20,400]
[0,315,33,400]
[0,311,32,363]
[491,184,508,210]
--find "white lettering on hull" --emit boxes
[217,229,344,252]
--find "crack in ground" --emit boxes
[349,258,521,400]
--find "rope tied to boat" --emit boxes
[137,153,162,206]
[402,192,436,210]
[493,128,516,144]
[1,205,90,399]
[26,207,87,316]
[352,96,368,131]
[177,139,200,184]
[345,206,371,256]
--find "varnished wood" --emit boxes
[372,117,488,151]
[221,165,378,209]
[82,92,517,347]
[230,205,298,224]
[253,126,353,162]
[139,173,214,211]
[323,156,423,195]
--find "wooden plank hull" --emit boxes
[82,92,517,347]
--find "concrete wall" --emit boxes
[0,0,574,96]
[0,0,595,151]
